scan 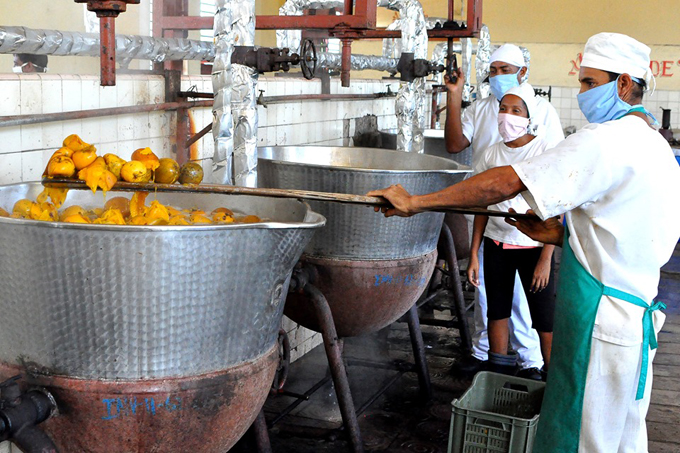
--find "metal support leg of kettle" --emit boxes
[439,222,473,351]
[403,303,433,401]
[289,269,365,453]
[251,410,272,453]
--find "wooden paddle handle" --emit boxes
[42,178,538,219]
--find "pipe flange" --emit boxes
[75,0,140,17]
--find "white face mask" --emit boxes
[498,113,530,143]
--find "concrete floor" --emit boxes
[246,319,472,453]
[232,243,680,453]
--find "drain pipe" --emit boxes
[231,0,258,188]
[212,0,234,184]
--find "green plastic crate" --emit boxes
[448,372,546,453]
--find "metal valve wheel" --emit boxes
[300,39,318,80]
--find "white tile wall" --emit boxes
[529,85,680,131]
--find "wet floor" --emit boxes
[233,293,474,453]
[233,244,680,453]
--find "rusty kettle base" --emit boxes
[285,250,437,338]
[0,345,277,453]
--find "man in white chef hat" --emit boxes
[445,43,564,381]
[371,32,680,452]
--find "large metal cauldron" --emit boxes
[258,147,470,337]
[377,129,473,259]
[0,182,325,453]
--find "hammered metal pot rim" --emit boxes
[258,146,471,175]
[0,214,326,232]
[0,182,326,231]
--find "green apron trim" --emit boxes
[534,227,601,452]
[534,228,663,452]
[601,286,665,400]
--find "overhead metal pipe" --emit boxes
[317,52,398,73]
[0,26,214,63]
[0,101,213,128]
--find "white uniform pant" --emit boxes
[579,337,655,453]
[471,242,544,369]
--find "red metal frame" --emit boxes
[153,0,481,87]
[154,0,481,37]
[150,0,482,146]
[75,0,141,86]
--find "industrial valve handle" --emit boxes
[446,53,458,84]
[299,39,318,80]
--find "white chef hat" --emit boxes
[581,32,654,91]
[490,44,526,68]
[502,82,537,119]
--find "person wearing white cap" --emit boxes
[445,43,565,381]
[466,82,556,377]
[369,32,680,452]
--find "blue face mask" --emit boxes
[489,72,520,101]
[577,78,632,123]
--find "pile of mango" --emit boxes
[45,134,204,193]
[5,192,261,226]
[0,135,262,226]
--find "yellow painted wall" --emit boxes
[344,0,680,90]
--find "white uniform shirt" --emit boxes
[474,136,551,247]
[513,115,680,345]
[462,95,565,169]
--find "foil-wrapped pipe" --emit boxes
[520,46,531,82]
[461,37,473,102]
[317,52,399,73]
[475,24,491,99]
[212,0,234,185]
[382,16,446,60]
[382,18,403,59]
[231,0,258,188]
[382,0,427,60]
[382,0,427,153]
[0,26,214,62]
[277,0,345,51]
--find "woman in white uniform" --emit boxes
[445,44,565,378]
[369,32,680,452]
[468,82,556,376]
